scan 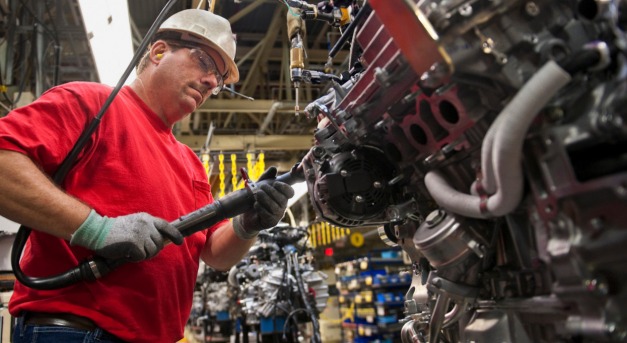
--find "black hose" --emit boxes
[329,3,371,58]
[11,0,180,290]
[559,48,602,75]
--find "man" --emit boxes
[0,9,294,343]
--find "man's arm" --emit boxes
[0,149,184,261]
[0,149,90,239]
[200,220,256,271]
[200,166,295,270]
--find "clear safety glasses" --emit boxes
[169,42,226,95]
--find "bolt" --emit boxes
[387,207,400,219]
[606,322,616,335]
[354,195,364,203]
[312,146,325,158]
[459,4,473,16]
[482,38,495,54]
[374,120,386,131]
[420,62,449,89]
[425,209,446,228]
[340,170,348,177]
[545,137,554,146]
[373,181,382,189]
[525,2,540,16]
[374,67,390,86]
[545,204,554,214]
[524,34,538,44]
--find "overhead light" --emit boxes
[78,0,135,86]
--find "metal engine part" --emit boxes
[227,226,329,340]
[296,0,627,342]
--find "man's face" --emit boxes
[152,40,227,126]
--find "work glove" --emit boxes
[233,167,295,240]
[70,210,184,262]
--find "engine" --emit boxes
[227,226,329,342]
[293,0,627,342]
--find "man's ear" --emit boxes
[150,41,168,63]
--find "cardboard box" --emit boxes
[1,307,13,343]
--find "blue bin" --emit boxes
[216,311,230,321]
[260,316,286,333]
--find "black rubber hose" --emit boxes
[559,49,602,75]
[329,3,371,58]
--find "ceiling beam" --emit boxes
[235,46,348,64]
[239,5,284,96]
[176,134,313,151]
[197,99,296,113]
[228,0,273,24]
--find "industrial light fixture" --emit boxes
[78,0,135,86]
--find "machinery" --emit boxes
[287,0,627,342]
[226,225,329,343]
[188,266,235,342]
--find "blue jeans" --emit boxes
[12,316,126,343]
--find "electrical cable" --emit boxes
[329,2,370,58]
[12,32,31,106]
[18,0,61,93]
[43,0,61,86]
[17,0,59,42]
[292,253,322,343]
[281,308,314,338]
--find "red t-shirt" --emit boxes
[0,82,225,342]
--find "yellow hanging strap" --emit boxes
[231,154,239,192]
[201,153,210,181]
[247,152,255,180]
[218,153,225,198]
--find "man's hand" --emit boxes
[70,210,184,261]
[233,167,295,240]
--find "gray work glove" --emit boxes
[233,167,295,240]
[70,210,184,262]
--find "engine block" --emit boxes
[298,0,627,341]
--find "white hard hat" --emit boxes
[158,9,239,84]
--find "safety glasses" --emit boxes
[168,41,226,95]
